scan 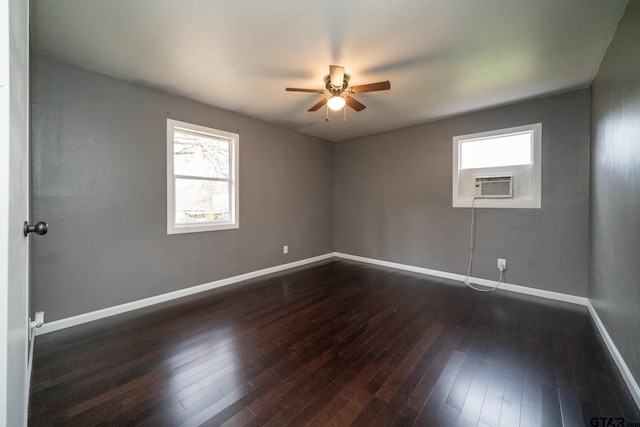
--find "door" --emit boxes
[1,0,30,425]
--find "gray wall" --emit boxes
[590,1,640,386]
[335,89,591,296]
[31,56,334,322]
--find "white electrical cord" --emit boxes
[464,197,503,292]
[463,197,476,286]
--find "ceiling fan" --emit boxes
[286,65,390,112]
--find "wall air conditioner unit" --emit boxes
[475,175,513,198]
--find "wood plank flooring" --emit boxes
[29,260,640,426]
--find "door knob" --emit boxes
[24,221,48,237]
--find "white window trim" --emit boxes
[167,119,239,234]
[452,123,541,209]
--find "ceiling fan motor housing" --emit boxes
[324,74,350,95]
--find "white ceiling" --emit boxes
[31,0,627,142]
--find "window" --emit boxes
[167,119,239,234]
[452,123,541,208]
[459,132,532,169]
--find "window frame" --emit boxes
[166,118,239,234]
[452,123,542,209]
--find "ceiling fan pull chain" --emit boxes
[326,103,329,121]
[344,104,347,122]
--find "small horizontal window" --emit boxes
[452,123,541,209]
[459,131,533,169]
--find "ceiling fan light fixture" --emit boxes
[285,65,390,115]
[327,96,346,111]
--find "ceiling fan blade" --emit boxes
[344,95,366,112]
[329,65,345,88]
[308,97,328,112]
[349,81,391,94]
[286,87,326,93]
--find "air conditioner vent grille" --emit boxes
[475,176,513,198]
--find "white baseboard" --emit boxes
[35,250,639,409]
[36,253,335,336]
[587,301,640,408]
[36,251,586,336]
[334,252,588,306]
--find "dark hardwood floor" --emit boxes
[29,260,640,426]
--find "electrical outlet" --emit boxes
[497,258,506,270]
[283,245,288,254]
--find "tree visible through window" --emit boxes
[167,119,239,234]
